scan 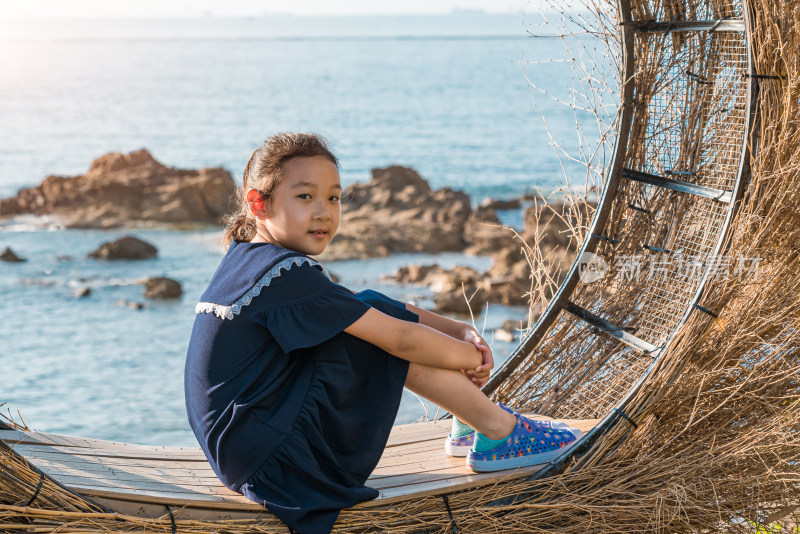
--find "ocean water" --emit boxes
[0,13,613,446]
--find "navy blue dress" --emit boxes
[185,242,415,534]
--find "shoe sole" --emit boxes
[444,439,472,457]
[467,428,583,472]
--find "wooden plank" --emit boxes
[88,496,270,521]
[359,465,548,506]
[0,430,204,457]
[384,419,451,447]
[34,469,240,499]
[374,444,460,471]
[67,483,261,509]
[26,456,220,484]
[372,464,477,489]
[12,448,218,473]
[10,442,209,462]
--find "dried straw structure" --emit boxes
[2,0,799,531]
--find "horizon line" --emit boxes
[0,10,538,21]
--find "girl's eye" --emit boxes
[329,196,340,202]
[298,193,312,199]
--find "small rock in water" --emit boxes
[73,287,91,298]
[89,236,158,260]
[56,254,72,262]
[389,264,445,284]
[0,247,26,262]
[493,328,515,343]
[502,319,525,332]
[434,285,488,316]
[21,278,55,287]
[142,277,182,299]
[116,299,146,310]
[494,320,526,342]
[480,197,522,211]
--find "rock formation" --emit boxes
[0,149,236,228]
[142,277,182,299]
[0,247,26,262]
[388,199,590,315]
[88,236,158,260]
[73,287,91,298]
[321,166,472,260]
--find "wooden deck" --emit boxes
[0,415,598,520]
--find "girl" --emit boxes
[185,133,579,534]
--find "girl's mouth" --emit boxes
[309,230,328,238]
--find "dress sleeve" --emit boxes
[353,289,419,323]
[255,263,372,354]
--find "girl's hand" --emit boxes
[462,329,493,387]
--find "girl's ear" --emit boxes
[246,188,268,219]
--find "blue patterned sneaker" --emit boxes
[444,432,475,457]
[497,402,518,417]
[466,414,581,472]
[445,403,520,457]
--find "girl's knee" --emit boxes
[405,362,423,386]
[405,362,460,389]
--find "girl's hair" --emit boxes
[224,133,339,248]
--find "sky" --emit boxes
[0,0,541,18]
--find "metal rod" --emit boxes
[627,204,650,214]
[626,19,745,33]
[643,245,671,253]
[591,233,620,243]
[564,301,660,354]
[622,168,733,203]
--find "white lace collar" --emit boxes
[195,256,331,320]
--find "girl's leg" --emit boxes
[405,362,517,440]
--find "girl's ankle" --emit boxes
[474,426,515,451]
[478,410,518,440]
[450,417,473,438]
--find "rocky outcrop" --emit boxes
[0,247,26,262]
[481,197,521,211]
[73,287,91,298]
[117,299,146,310]
[321,166,472,260]
[142,277,182,299]
[89,236,158,260]
[389,199,591,315]
[0,149,236,228]
[463,204,511,256]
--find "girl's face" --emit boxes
[260,156,342,256]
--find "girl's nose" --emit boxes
[313,199,331,220]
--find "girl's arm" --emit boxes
[404,302,495,386]
[404,302,475,339]
[345,308,482,370]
